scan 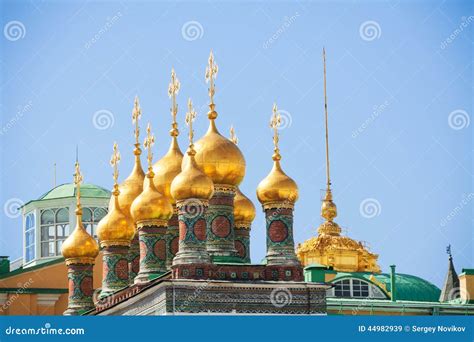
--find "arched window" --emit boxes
[40,208,70,257]
[82,207,107,238]
[329,278,387,299]
[25,212,35,262]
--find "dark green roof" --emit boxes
[333,272,441,302]
[38,183,110,200]
[461,269,474,275]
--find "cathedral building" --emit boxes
[1,50,472,316]
[60,51,328,316]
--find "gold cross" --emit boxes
[185,98,197,147]
[270,103,281,155]
[132,96,142,144]
[230,125,238,145]
[205,51,218,104]
[73,159,83,211]
[143,123,155,169]
[168,68,180,131]
[110,142,121,192]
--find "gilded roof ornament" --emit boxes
[230,125,238,145]
[185,98,197,154]
[110,142,121,196]
[270,103,282,161]
[143,123,155,174]
[73,148,83,215]
[205,51,219,119]
[168,68,180,137]
[132,96,142,153]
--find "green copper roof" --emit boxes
[38,183,111,200]
[333,272,441,302]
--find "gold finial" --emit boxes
[185,98,197,155]
[230,125,238,145]
[323,48,331,191]
[110,142,121,196]
[270,103,281,161]
[205,51,219,119]
[132,96,142,151]
[73,148,83,216]
[168,68,180,137]
[143,123,155,174]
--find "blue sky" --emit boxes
[0,0,472,287]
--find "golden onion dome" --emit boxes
[98,193,135,246]
[108,148,145,217]
[152,136,183,205]
[257,158,299,207]
[171,148,214,201]
[131,171,173,224]
[184,118,246,186]
[234,187,256,225]
[62,213,99,259]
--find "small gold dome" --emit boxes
[108,150,145,218]
[171,149,214,201]
[152,137,183,205]
[131,173,173,224]
[62,215,99,259]
[321,197,337,221]
[185,120,245,186]
[98,195,135,245]
[257,160,299,206]
[234,187,256,224]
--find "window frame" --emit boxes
[24,212,36,263]
[330,278,386,299]
[40,207,70,257]
[82,207,108,238]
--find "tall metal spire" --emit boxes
[319,48,338,227]
[323,47,331,191]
